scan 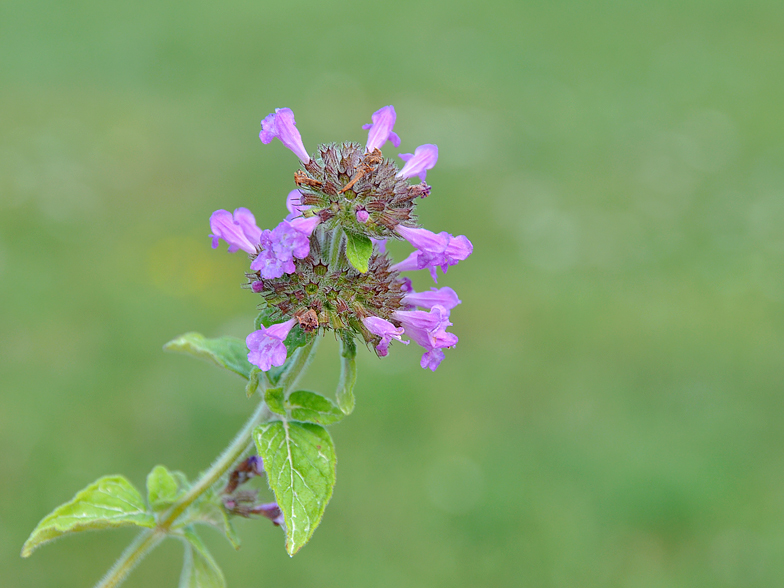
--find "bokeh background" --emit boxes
[2,0,784,586]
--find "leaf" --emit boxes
[265,387,286,416]
[164,333,254,380]
[254,421,336,555]
[147,465,186,511]
[246,368,262,398]
[345,231,373,273]
[179,526,226,588]
[288,391,344,425]
[336,334,357,414]
[187,488,240,550]
[21,475,155,557]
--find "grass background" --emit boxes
[2,0,784,586]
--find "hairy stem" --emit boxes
[94,339,317,588]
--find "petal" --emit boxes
[396,144,438,182]
[259,108,310,163]
[364,105,399,153]
[209,209,258,254]
[403,287,462,310]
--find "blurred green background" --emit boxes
[2,0,784,586]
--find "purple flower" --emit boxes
[371,238,387,253]
[210,208,262,254]
[250,217,319,279]
[397,144,438,182]
[392,226,473,281]
[362,316,407,357]
[285,189,311,220]
[356,209,369,223]
[362,105,401,153]
[403,286,461,310]
[260,108,310,164]
[246,318,297,371]
[392,305,458,371]
[252,502,284,526]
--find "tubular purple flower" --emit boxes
[260,108,310,164]
[210,208,262,254]
[246,318,297,371]
[370,238,387,253]
[403,286,461,310]
[396,144,438,182]
[250,218,316,279]
[252,502,285,526]
[392,305,458,371]
[362,316,407,357]
[362,105,401,153]
[392,226,473,281]
[285,189,311,220]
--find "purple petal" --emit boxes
[403,287,461,310]
[250,219,315,278]
[364,105,400,152]
[371,238,387,253]
[420,349,445,371]
[362,316,407,356]
[260,108,310,163]
[288,215,320,237]
[393,226,473,281]
[246,318,297,371]
[392,305,458,369]
[285,189,311,220]
[209,208,261,254]
[356,209,370,223]
[396,144,438,182]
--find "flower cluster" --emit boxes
[210,106,472,372]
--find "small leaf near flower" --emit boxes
[288,390,345,425]
[179,526,226,588]
[164,333,255,380]
[22,476,154,557]
[264,388,286,416]
[345,231,373,273]
[336,334,357,414]
[253,421,336,556]
[146,465,186,511]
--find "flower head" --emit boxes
[260,108,310,163]
[362,105,401,153]
[211,105,470,374]
[397,144,438,182]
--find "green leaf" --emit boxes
[254,421,336,555]
[246,368,262,398]
[179,526,226,588]
[187,488,240,550]
[336,334,357,414]
[288,390,344,425]
[164,333,254,380]
[147,465,185,511]
[345,231,373,273]
[265,387,286,416]
[22,475,154,557]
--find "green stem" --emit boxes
[93,530,164,588]
[93,339,318,588]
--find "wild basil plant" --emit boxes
[22,106,473,587]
